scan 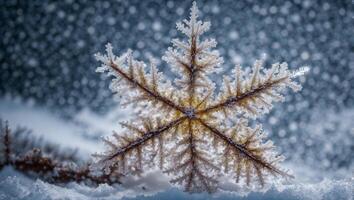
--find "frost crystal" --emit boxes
[95,2,305,193]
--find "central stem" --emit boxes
[188,35,197,107]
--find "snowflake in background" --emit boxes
[94,2,305,193]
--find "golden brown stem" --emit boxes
[188,35,197,107]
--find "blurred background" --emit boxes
[0,0,353,183]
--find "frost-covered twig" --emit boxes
[0,120,122,186]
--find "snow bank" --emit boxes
[0,166,353,200]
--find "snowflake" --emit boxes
[94,2,305,193]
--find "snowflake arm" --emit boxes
[95,44,186,114]
[164,119,219,193]
[197,60,302,118]
[197,119,292,185]
[162,2,223,106]
[94,116,188,173]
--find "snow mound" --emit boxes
[0,166,353,200]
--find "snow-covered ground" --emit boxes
[1,166,353,200]
[0,98,353,199]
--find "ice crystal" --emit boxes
[94,2,304,193]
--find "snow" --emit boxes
[0,166,353,200]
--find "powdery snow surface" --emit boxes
[0,167,353,200]
[0,98,353,200]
